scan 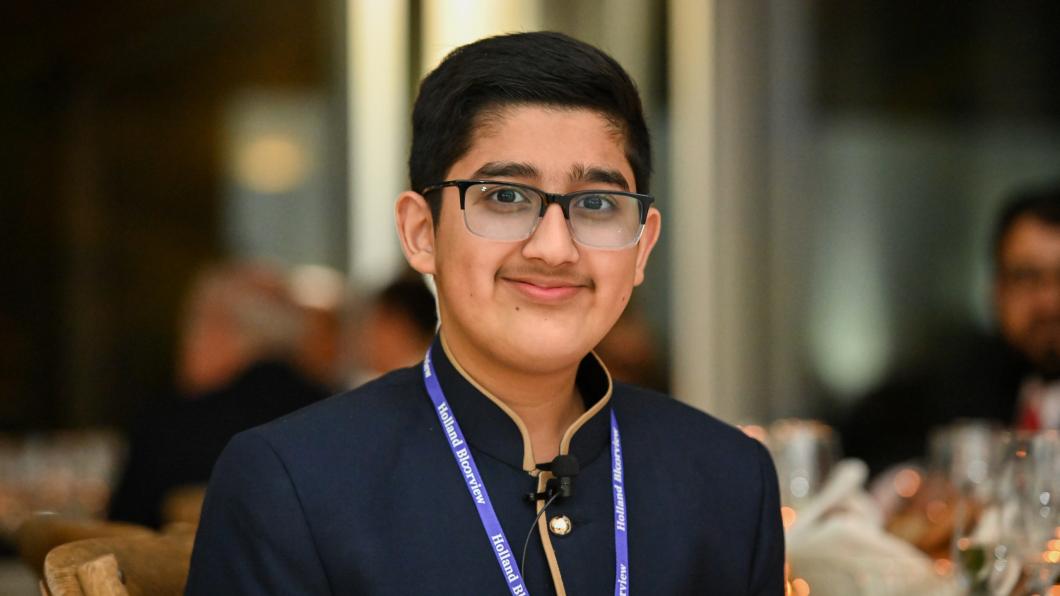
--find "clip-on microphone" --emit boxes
[525,454,580,502]
[520,454,581,574]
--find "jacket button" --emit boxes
[548,514,572,536]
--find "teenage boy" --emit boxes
[187,31,784,595]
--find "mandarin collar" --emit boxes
[426,334,613,473]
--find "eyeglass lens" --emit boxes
[462,182,643,248]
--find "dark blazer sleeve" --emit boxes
[748,440,786,595]
[185,430,332,595]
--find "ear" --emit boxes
[632,207,661,286]
[395,191,437,275]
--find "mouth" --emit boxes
[501,275,588,303]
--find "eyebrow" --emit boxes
[472,161,631,191]
[472,161,539,179]
[569,164,629,191]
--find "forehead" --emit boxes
[450,104,635,189]
[1000,215,1060,265]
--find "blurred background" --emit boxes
[4,0,1059,432]
[2,0,1060,592]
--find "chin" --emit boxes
[503,325,596,369]
[1032,342,1060,378]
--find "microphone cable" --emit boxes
[520,490,561,579]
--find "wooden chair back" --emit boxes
[160,484,206,527]
[41,531,194,596]
[15,515,154,579]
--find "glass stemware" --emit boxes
[938,421,1005,594]
[992,431,1060,595]
[768,419,840,513]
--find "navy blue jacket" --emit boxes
[186,337,784,595]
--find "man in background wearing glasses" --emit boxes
[187,31,783,595]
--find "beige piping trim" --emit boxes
[543,351,610,596]
[440,335,613,596]
[558,350,613,455]
[439,333,538,472]
[536,473,567,596]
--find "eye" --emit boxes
[1005,267,1045,289]
[575,194,617,211]
[484,186,530,204]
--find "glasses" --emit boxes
[421,179,655,249]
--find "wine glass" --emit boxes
[939,421,1006,594]
[768,419,840,513]
[992,430,1060,595]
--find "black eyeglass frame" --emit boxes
[422,179,655,242]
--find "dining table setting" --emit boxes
[0,430,125,594]
[751,419,1060,595]
[1,422,1058,595]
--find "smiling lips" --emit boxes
[503,276,588,302]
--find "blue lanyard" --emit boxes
[422,346,630,596]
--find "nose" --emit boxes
[521,203,580,266]
[1034,273,1060,314]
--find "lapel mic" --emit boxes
[520,454,581,574]
[525,454,580,501]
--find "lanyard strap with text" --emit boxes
[422,346,630,596]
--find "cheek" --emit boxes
[457,252,489,297]
[1000,297,1032,331]
[591,254,639,295]
[584,258,637,325]
[437,243,498,306]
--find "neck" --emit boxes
[440,330,586,463]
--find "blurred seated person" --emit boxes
[347,274,437,386]
[841,183,1060,475]
[289,264,350,389]
[108,262,328,528]
[593,302,669,393]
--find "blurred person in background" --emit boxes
[593,302,668,393]
[842,183,1060,475]
[108,261,328,528]
[347,273,437,386]
[290,264,351,390]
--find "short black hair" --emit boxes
[993,183,1060,268]
[409,31,651,221]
